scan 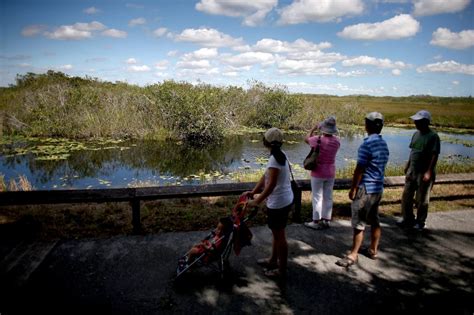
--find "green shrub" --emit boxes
[241,81,303,129]
[146,81,227,144]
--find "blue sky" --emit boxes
[1,0,473,96]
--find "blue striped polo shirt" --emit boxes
[357,134,389,193]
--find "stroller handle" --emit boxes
[242,201,259,222]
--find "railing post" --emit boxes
[131,198,141,235]
[292,184,302,223]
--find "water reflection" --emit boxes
[0,127,472,190]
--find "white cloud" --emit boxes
[342,56,408,69]
[45,22,106,40]
[73,21,106,31]
[183,48,219,60]
[153,27,168,37]
[102,29,127,38]
[253,38,331,53]
[127,65,151,72]
[126,58,138,64]
[154,60,169,70]
[338,14,420,40]
[45,26,92,40]
[196,0,277,26]
[416,60,474,75]
[84,7,100,14]
[278,0,364,24]
[177,67,220,77]
[452,80,460,85]
[276,59,337,76]
[413,0,471,16]
[167,50,179,57]
[392,69,402,76]
[430,28,474,50]
[21,25,47,37]
[177,60,212,69]
[336,70,367,77]
[220,52,275,67]
[222,71,239,77]
[286,81,382,95]
[129,17,146,26]
[154,72,169,77]
[59,64,73,70]
[174,28,244,48]
[286,50,345,63]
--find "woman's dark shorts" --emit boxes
[266,203,293,230]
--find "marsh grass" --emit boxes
[2,72,472,144]
[1,173,34,191]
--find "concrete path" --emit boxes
[1,210,473,314]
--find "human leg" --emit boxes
[415,177,434,228]
[310,177,324,221]
[337,188,367,267]
[271,227,288,275]
[400,176,417,225]
[264,205,291,273]
[321,178,335,222]
[369,225,381,257]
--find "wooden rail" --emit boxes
[1,173,473,234]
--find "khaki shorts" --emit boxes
[351,185,382,230]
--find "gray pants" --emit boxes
[401,173,434,225]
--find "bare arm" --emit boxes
[242,173,265,199]
[349,164,366,200]
[304,123,319,144]
[423,153,438,182]
[247,168,279,207]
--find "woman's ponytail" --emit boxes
[270,144,286,166]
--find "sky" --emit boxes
[1,0,473,96]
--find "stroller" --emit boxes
[176,195,255,278]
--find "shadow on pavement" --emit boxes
[1,211,473,314]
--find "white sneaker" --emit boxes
[304,221,327,230]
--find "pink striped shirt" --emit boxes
[308,135,340,179]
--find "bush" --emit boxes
[146,81,227,144]
[241,81,303,129]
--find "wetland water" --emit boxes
[1,127,472,190]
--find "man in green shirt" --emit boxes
[398,110,440,231]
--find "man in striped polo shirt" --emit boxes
[336,112,389,268]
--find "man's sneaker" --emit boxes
[322,220,330,228]
[414,222,426,231]
[396,219,415,229]
[304,221,328,230]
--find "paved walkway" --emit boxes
[1,210,473,314]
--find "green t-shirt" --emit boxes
[408,129,440,174]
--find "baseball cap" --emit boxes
[264,127,283,143]
[410,110,432,123]
[365,112,384,122]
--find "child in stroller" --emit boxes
[176,195,254,278]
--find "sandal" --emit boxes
[362,248,378,260]
[335,256,357,268]
[257,258,278,270]
[264,268,281,279]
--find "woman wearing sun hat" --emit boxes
[304,116,341,230]
[243,127,294,279]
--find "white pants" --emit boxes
[310,177,335,221]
